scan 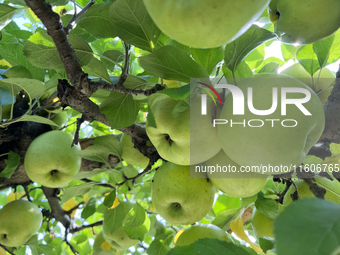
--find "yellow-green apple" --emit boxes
[24,130,82,187]
[146,93,221,165]
[151,162,215,225]
[175,224,231,246]
[51,111,68,128]
[269,0,340,44]
[283,179,340,206]
[251,207,274,240]
[206,150,268,198]
[217,73,325,174]
[0,200,42,247]
[93,231,116,254]
[121,133,150,168]
[103,201,150,250]
[281,63,335,103]
[143,0,270,48]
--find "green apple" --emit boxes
[217,73,325,174]
[143,0,270,48]
[103,201,150,250]
[251,207,274,240]
[151,162,215,225]
[175,224,231,246]
[206,150,268,198]
[269,0,340,44]
[121,133,151,168]
[146,93,221,165]
[0,200,42,247]
[281,63,335,103]
[93,231,117,254]
[24,130,82,188]
[51,111,68,128]
[283,179,340,206]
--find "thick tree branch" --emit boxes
[24,0,86,90]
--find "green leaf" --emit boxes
[223,61,253,85]
[103,190,116,208]
[101,50,125,70]
[0,87,14,106]
[0,78,45,102]
[61,183,95,203]
[326,29,340,65]
[140,45,209,83]
[123,202,145,227]
[213,194,241,215]
[330,143,340,155]
[4,115,60,127]
[313,35,334,68]
[82,57,112,83]
[81,203,96,219]
[211,207,243,231]
[77,144,110,164]
[281,44,300,61]
[259,237,275,253]
[0,151,20,178]
[147,233,173,255]
[191,47,224,74]
[274,198,340,255]
[70,168,113,180]
[4,65,32,79]
[104,202,132,234]
[258,62,280,74]
[167,239,252,255]
[77,2,115,38]
[123,210,150,241]
[255,192,279,220]
[109,0,161,52]
[94,135,122,158]
[224,25,275,73]
[100,92,140,129]
[297,45,319,75]
[24,30,93,69]
[159,85,190,101]
[0,4,17,30]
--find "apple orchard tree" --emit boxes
[0,0,340,254]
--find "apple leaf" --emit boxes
[259,237,275,253]
[0,151,20,178]
[108,0,161,52]
[281,44,301,61]
[191,46,224,75]
[61,182,95,204]
[159,85,191,101]
[313,35,334,68]
[330,143,340,155]
[100,92,140,129]
[123,211,150,241]
[77,2,115,39]
[274,198,340,255]
[70,168,112,180]
[222,61,253,83]
[3,115,60,128]
[297,45,319,75]
[123,202,145,227]
[81,203,96,219]
[0,78,45,103]
[255,192,279,220]
[147,233,174,255]
[0,4,17,30]
[103,190,116,208]
[325,29,340,66]
[167,239,252,255]
[139,45,209,83]
[23,30,93,69]
[172,96,190,118]
[211,207,243,231]
[82,57,112,84]
[213,194,241,215]
[77,144,111,164]
[224,25,275,74]
[0,87,14,106]
[94,134,122,158]
[258,62,280,74]
[104,202,131,234]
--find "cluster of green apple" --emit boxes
[0,200,42,247]
[143,0,340,48]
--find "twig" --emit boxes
[23,184,32,202]
[64,0,95,32]
[64,201,84,216]
[72,117,84,146]
[0,244,15,255]
[81,178,115,189]
[64,229,79,255]
[302,178,326,199]
[275,178,293,204]
[69,220,103,234]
